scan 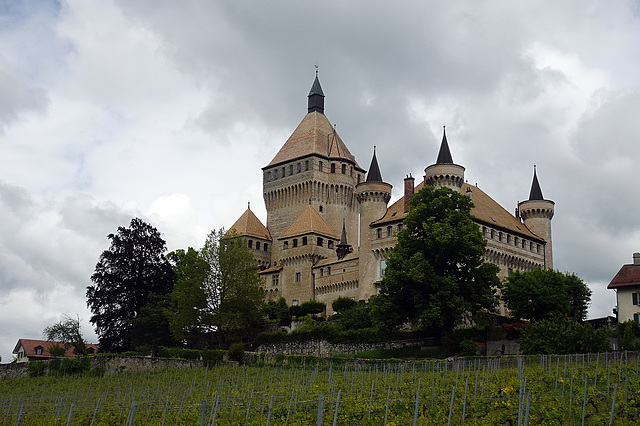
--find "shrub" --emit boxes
[227,343,245,363]
[28,361,46,377]
[616,320,640,351]
[518,320,611,354]
[301,300,326,315]
[459,340,479,356]
[47,343,66,357]
[332,297,356,314]
[201,349,225,365]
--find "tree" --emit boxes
[265,297,291,326]
[518,319,610,354]
[166,248,212,345]
[200,229,265,344]
[502,269,591,322]
[372,186,500,335]
[87,218,174,352]
[129,293,178,353]
[43,314,86,355]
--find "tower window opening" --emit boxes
[331,163,336,173]
[256,242,261,250]
[289,164,293,175]
[248,240,253,249]
[377,228,382,239]
[272,275,279,286]
[387,226,392,237]
[305,160,309,170]
[282,167,285,177]
[293,239,298,248]
[341,164,346,174]
[295,272,301,282]
[297,162,301,172]
[319,161,323,172]
[319,205,323,212]
[328,241,334,249]
[350,167,353,176]
[264,243,269,251]
[317,237,323,247]
[284,241,289,249]
[302,236,308,245]
[357,174,361,183]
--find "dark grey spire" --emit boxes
[528,166,544,200]
[365,146,383,182]
[336,218,352,259]
[435,126,454,164]
[307,71,325,114]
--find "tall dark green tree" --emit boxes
[502,269,591,322]
[166,248,211,345]
[87,218,174,352]
[200,229,266,343]
[372,186,500,335]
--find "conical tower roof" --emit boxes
[279,204,339,239]
[226,207,271,240]
[308,74,325,114]
[528,166,544,200]
[436,127,454,164]
[365,147,383,182]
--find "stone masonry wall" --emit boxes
[257,339,436,357]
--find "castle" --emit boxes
[228,74,554,316]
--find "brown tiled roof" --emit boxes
[372,182,542,241]
[226,208,271,241]
[279,205,339,240]
[13,339,99,359]
[266,112,361,168]
[259,264,283,275]
[314,251,359,267]
[607,264,640,289]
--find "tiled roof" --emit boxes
[607,264,640,289]
[372,182,543,241]
[314,251,359,267]
[265,112,361,168]
[279,205,339,240]
[13,339,99,358]
[226,208,271,241]
[259,264,283,275]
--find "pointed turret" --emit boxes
[307,72,325,114]
[435,128,454,164]
[528,166,544,200]
[336,219,352,259]
[366,147,383,182]
[518,166,554,269]
[424,127,465,191]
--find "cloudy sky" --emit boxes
[1,0,639,362]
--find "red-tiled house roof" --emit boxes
[607,263,640,289]
[12,339,99,362]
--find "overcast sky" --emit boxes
[2,0,639,362]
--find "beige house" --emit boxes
[12,339,98,363]
[228,75,554,316]
[607,253,640,323]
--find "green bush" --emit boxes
[227,343,245,363]
[28,361,46,377]
[201,349,225,365]
[518,320,611,354]
[301,300,326,315]
[458,340,479,356]
[616,320,640,351]
[47,343,66,357]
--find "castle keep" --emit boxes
[228,75,554,316]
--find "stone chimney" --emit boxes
[634,252,640,266]
[404,174,415,212]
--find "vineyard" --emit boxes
[1,352,640,425]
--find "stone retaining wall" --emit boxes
[257,339,436,356]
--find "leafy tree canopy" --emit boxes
[502,269,591,322]
[372,186,500,335]
[43,314,86,355]
[200,229,266,343]
[518,319,610,354]
[166,247,212,345]
[87,218,174,352]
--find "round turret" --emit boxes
[518,167,554,269]
[424,127,465,191]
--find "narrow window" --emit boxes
[256,242,261,250]
[272,275,279,286]
[380,260,387,277]
[490,230,495,239]
[305,160,309,170]
[248,240,253,249]
[319,161,323,172]
[398,224,403,232]
[498,232,503,242]
[327,267,331,275]
[633,292,638,306]
[377,228,382,239]
[319,205,323,212]
[357,174,361,183]
[264,243,268,251]
[284,241,289,249]
[635,313,640,323]
[293,239,298,248]
[320,268,324,277]
[302,236,307,245]
[297,162,301,172]
[341,164,346,174]
[328,241,334,249]
[331,163,336,173]
[387,226,392,237]
[295,272,301,282]
[289,164,293,175]
[317,237,323,247]
[282,167,285,177]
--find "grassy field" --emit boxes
[1,352,639,425]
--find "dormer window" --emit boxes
[35,346,43,355]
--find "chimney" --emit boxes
[404,174,415,212]
[634,252,640,266]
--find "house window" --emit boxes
[331,163,336,173]
[295,272,301,282]
[302,236,308,245]
[633,293,638,306]
[248,240,253,249]
[341,164,346,174]
[293,239,298,248]
[635,313,640,323]
[317,237,323,247]
[35,346,43,355]
[377,228,382,239]
[272,275,279,286]
[256,242,261,251]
